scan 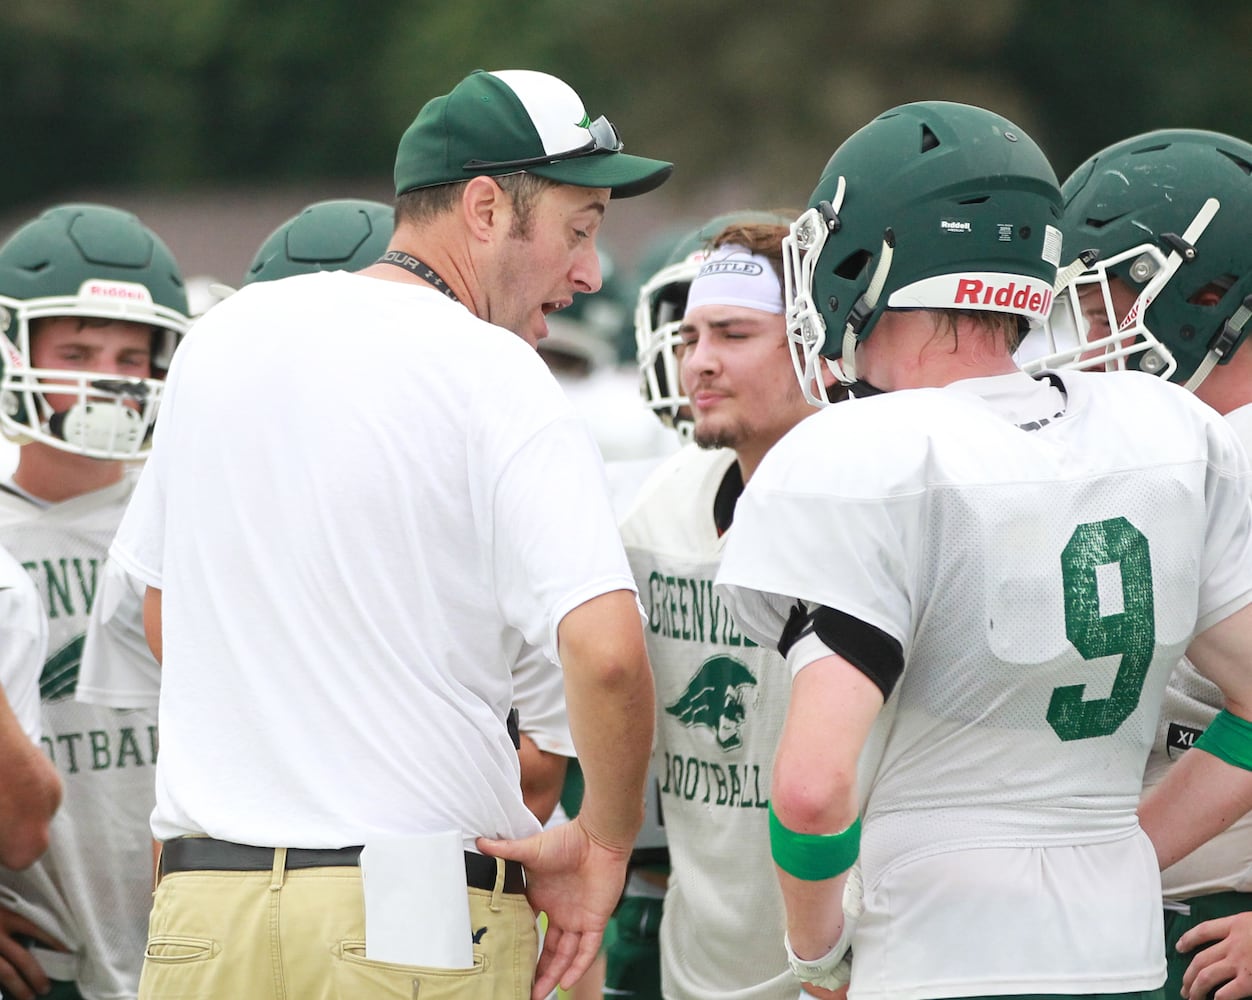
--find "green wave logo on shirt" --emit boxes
[666,655,758,751]
[40,634,84,703]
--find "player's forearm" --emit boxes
[771,655,876,959]
[772,759,858,958]
[0,726,61,870]
[558,590,655,851]
[781,867,849,959]
[1139,745,1252,870]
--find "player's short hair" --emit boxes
[930,308,1023,354]
[709,221,791,287]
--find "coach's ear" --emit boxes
[462,175,510,246]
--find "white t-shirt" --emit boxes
[79,565,578,764]
[111,270,637,849]
[716,369,1252,1000]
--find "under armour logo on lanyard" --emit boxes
[376,251,461,304]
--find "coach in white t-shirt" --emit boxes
[111,68,670,1000]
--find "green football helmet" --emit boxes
[243,199,394,285]
[0,203,189,459]
[1023,129,1252,390]
[635,210,793,438]
[785,101,1063,402]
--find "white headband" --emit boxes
[685,244,784,316]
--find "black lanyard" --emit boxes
[376,251,461,304]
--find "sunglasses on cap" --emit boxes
[463,115,623,171]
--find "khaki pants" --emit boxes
[138,849,537,1000]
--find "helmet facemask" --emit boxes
[1025,197,1222,385]
[0,291,185,460]
[0,204,190,460]
[1026,130,1252,391]
[635,255,700,441]
[784,175,891,404]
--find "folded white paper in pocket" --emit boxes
[359,830,474,968]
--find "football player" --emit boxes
[77,197,394,720]
[620,214,843,1000]
[0,203,188,1000]
[1026,128,1252,1000]
[713,102,1252,999]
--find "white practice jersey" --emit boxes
[0,475,156,999]
[77,558,158,709]
[620,444,794,1000]
[510,639,574,759]
[1142,399,1252,901]
[717,370,1252,1000]
[0,544,47,742]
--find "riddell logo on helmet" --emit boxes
[79,281,154,304]
[887,272,1054,320]
[953,277,1052,315]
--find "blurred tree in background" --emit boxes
[3,0,1252,258]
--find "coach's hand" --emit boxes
[479,815,631,1000]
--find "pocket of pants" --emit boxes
[334,941,487,1000]
[145,935,219,965]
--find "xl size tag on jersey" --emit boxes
[1167,722,1204,760]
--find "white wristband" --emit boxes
[785,863,863,990]
[784,927,853,991]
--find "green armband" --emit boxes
[1195,709,1252,770]
[768,803,860,881]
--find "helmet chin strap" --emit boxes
[1185,292,1252,392]
[837,229,896,387]
[1052,249,1102,295]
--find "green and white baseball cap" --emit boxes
[394,69,673,199]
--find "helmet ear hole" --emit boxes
[834,250,872,281]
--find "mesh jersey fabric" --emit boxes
[716,369,1252,999]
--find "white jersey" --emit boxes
[0,543,47,742]
[77,558,157,709]
[717,370,1252,1000]
[620,444,794,1000]
[111,271,637,850]
[511,639,574,759]
[1142,399,1252,901]
[0,476,157,1000]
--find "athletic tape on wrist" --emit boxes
[785,930,853,991]
[1195,709,1252,771]
[769,805,860,881]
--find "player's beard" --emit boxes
[693,416,747,453]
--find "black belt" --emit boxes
[159,837,526,894]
